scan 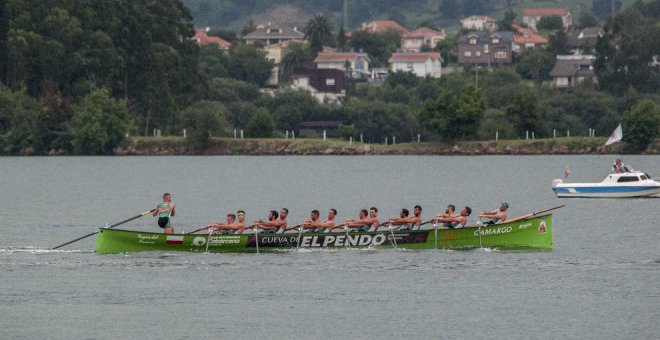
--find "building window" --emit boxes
[492,38,500,44]
[484,44,489,53]
[464,51,472,57]
[494,51,507,59]
[407,62,413,69]
[326,78,335,86]
[476,51,481,57]
[469,38,477,45]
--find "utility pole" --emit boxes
[343,0,348,29]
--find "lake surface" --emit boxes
[1,155,659,339]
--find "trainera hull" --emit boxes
[95,215,553,254]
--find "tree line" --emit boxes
[0,0,658,155]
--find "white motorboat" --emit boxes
[552,169,660,198]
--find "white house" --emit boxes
[389,52,442,78]
[460,15,497,31]
[314,52,370,79]
[522,8,573,31]
[401,27,446,52]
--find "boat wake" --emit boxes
[0,246,85,254]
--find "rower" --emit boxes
[436,204,457,229]
[255,208,288,233]
[388,205,422,230]
[301,209,337,232]
[479,202,508,224]
[210,211,246,234]
[344,207,379,232]
[437,206,471,228]
[153,193,176,234]
[306,208,337,232]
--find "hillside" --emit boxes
[183,0,639,31]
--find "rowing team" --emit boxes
[153,193,510,234]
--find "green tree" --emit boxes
[305,15,335,55]
[179,100,228,152]
[498,10,516,31]
[281,43,314,81]
[506,90,546,138]
[515,48,554,89]
[577,12,599,28]
[226,43,274,86]
[537,15,564,31]
[547,31,570,55]
[69,88,131,155]
[439,0,460,19]
[594,7,660,94]
[621,100,660,148]
[592,0,622,20]
[246,108,275,138]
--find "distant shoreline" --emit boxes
[109,137,659,156]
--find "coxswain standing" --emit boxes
[153,193,176,234]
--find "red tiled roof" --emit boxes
[403,27,445,39]
[361,20,407,33]
[522,8,570,16]
[512,24,549,45]
[389,52,441,62]
[315,52,366,63]
[194,29,231,48]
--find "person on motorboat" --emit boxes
[437,206,471,228]
[388,205,422,230]
[612,159,633,173]
[153,193,176,234]
[436,204,458,229]
[479,202,508,224]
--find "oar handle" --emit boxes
[187,225,214,234]
[284,224,304,232]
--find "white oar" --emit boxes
[433,220,438,251]
[205,227,213,253]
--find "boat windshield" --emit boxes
[617,176,639,183]
[640,174,648,180]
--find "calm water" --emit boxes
[1,155,659,339]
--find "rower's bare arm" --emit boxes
[170,204,176,216]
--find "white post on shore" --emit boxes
[360,134,363,143]
[588,128,591,137]
[532,131,535,140]
[233,129,236,139]
[495,131,499,141]
[323,130,326,141]
[385,137,388,145]
[153,128,156,137]
[286,130,289,139]
[567,130,570,138]
[392,136,396,145]
[417,134,421,143]
[183,129,187,138]
[349,136,353,145]
[553,129,556,138]
[240,130,244,139]
[526,130,529,140]
[157,129,161,137]
[292,131,295,140]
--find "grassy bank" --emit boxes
[119,137,660,155]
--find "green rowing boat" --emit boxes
[94,214,553,253]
